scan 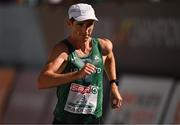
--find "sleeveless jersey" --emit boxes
[53,38,104,122]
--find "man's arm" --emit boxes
[38,42,96,89]
[99,38,123,108]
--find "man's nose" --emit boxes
[82,24,89,33]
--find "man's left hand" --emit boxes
[110,83,123,109]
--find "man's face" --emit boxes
[70,19,95,41]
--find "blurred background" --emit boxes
[0,0,180,124]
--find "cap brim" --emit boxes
[74,16,98,22]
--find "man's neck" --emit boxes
[68,36,92,50]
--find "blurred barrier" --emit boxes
[3,69,57,124]
[105,74,174,124]
[164,81,180,124]
[0,67,16,123]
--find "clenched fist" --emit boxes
[77,63,97,79]
[110,83,123,109]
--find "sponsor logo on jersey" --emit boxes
[71,83,98,94]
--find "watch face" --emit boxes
[110,79,119,86]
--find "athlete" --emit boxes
[38,3,122,124]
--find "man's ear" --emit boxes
[66,19,72,27]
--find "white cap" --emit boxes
[68,3,98,21]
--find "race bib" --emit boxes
[64,83,98,114]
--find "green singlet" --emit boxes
[53,38,104,124]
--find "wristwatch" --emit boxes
[109,79,119,86]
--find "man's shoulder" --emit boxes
[96,38,112,45]
[96,38,113,56]
[97,37,111,41]
[97,38,112,47]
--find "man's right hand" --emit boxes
[77,63,97,79]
